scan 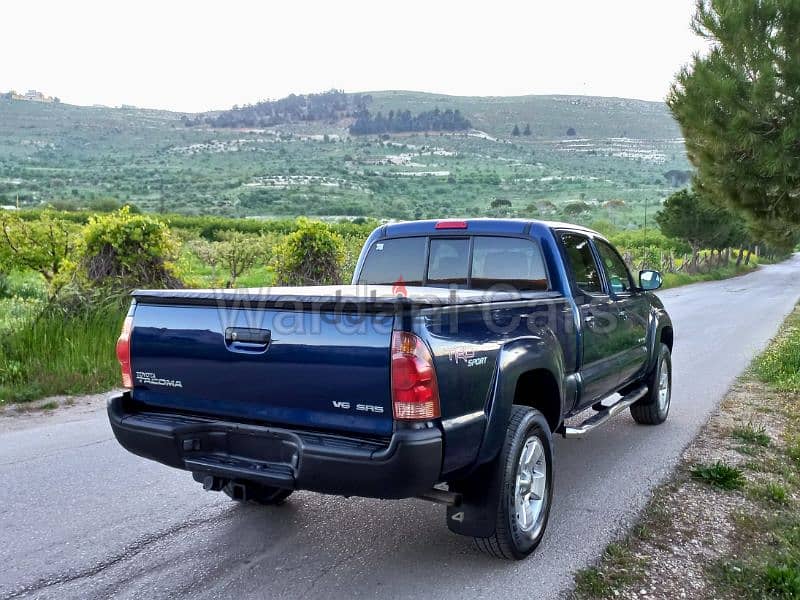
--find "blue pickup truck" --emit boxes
[109,218,673,560]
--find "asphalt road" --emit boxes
[2,255,799,600]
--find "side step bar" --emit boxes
[558,385,648,438]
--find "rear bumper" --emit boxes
[107,393,443,499]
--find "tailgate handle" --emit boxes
[225,327,271,346]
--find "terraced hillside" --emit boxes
[0,92,689,224]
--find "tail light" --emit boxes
[116,316,133,389]
[391,331,440,420]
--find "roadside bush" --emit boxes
[71,206,181,293]
[272,219,345,285]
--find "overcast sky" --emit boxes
[1,0,707,113]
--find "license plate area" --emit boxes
[179,426,302,475]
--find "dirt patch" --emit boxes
[572,376,797,600]
[0,391,114,433]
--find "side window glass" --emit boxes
[595,240,634,294]
[560,233,603,295]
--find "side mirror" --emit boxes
[639,269,663,291]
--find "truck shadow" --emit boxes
[186,491,551,598]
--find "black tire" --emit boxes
[474,406,554,560]
[630,343,672,425]
[223,480,293,506]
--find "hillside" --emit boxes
[367,91,682,139]
[0,92,689,225]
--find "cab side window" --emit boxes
[595,240,634,294]
[560,233,603,295]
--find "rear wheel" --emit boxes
[474,406,553,560]
[630,343,672,425]
[223,481,293,506]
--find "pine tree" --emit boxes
[511,124,521,136]
[668,0,800,250]
[523,123,532,136]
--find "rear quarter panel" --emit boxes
[414,295,573,475]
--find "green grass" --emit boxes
[691,461,746,490]
[755,311,800,392]
[0,303,124,404]
[714,516,800,599]
[787,438,800,467]
[573,542,645,598]
[733,424,772,447]
[751,482,790,506]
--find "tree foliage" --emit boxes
[0,210,77,289]
[656,189,741,253]
[668,0,800,249]
[271,219,345,286]
[349,108,471,135]
[188,90,371,129]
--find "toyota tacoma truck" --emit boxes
[109,219,673,560]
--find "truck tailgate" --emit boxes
[130,302,395,437]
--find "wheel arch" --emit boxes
[512,369,562,433]
[475,336,566,466]
[660,324,674,352]
[646,309,674,373]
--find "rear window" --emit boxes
[358,237,427,286]
[427,238,469,287]
[358,235,548,291]
[471,237,547,291]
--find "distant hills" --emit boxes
[0,90,688,222]
[366,91,681,140]
[178,89,680,140]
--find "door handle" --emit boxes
[225,328,272,353]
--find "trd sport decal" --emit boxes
[448,347,489,367]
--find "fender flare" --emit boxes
[447,335,565,539]
[476,334,566,466]
[645,307,673,374]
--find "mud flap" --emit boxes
[446,455,505,538]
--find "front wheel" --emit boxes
[630,343,672,425]
[474,406,554,560]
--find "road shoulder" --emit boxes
[571,305,800,600]
[0,391,111,434]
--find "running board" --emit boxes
[558,385,648,438]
